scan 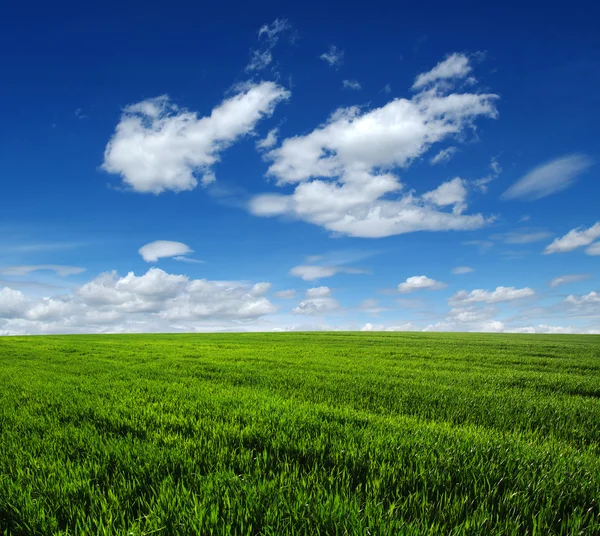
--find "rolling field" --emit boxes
[1,333,600,535]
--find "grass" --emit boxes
[1,332,600,535]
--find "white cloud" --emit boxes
[382,84,392,94]
[422,177,468,215]
[412,53,472,89]
[502,154,593,201]
[586,242,600,256]
[102,82,290,194]
[292,286,339,316]
[320,45,344,67]
[342,80,361,90]
[256,128,279,150]
[449,286,535,305]
[139,241,194,262]
[452,266,474,275]
[0,265,85,277]
[549,274,591,288]
[0,268,277,334]
[249,55,498,238]
[275,289,296,299]
[398,275,447,293]
[430,146,458,165]
[544,222,600,254]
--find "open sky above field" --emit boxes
[0,0,599,335]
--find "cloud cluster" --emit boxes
[102,82,290,193]
[249,53,498,238]
[412,53,472,90]
[0,268,276,334]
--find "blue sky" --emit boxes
[1,1,599,334]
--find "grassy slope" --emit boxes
[0,332,599,535]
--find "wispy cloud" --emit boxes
[503,154,593,200]
[246,18,292,72]
[320,45,344,68]
[491,230,553,244]
[548,274,591,288]
[452,266,474,275]
[342,80,361,90]
[430,147,458,165]
[0,265,85,277]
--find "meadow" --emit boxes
[1,332,599,535]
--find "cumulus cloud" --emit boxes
[422,177,468,215]
[452,266,474,275]
[292,286,339,315]
[249,54,498,238]
[449,286,535,305]
[502,154,593,201]
[256,128,279,150]
[320,45,344,67]
[0,268,277,334]
[398,275,447,293]
[544,222,600,254]
[102,82,290,194]
[549,274,591,288]
[275,289,296,299]
[0,287,27,318]
[412,53,472,89]
[430,146,458,165]
[342,80,361,90]
[138,241,195,262]
[0,265,85,277]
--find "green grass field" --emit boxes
[1,333,600,535]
